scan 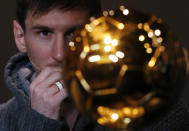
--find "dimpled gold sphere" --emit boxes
[62,7,187,130]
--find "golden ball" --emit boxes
[62,7,187,130]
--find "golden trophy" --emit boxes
[62,6,189,130]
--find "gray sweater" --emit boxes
[0,53,189,131]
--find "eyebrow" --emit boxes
[64,26,78,34]
[31,24,83,33]
[31,25,52,31]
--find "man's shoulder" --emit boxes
[0,97,18,111]
[0,97,18,130]
[140,100,189,131]
[0,97,18,116]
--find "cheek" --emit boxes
[25,38,52,71]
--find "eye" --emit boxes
[64,28,76,41]
[40,30,50,37]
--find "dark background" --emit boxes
[0,0,189,105]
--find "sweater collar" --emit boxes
[4,53,35,105]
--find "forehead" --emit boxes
[25,8,89,30]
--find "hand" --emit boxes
[30,66,68,120]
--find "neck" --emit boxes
[61,98,79,130]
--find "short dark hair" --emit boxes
[16,0,101,30]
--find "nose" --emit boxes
[52,34,64,62]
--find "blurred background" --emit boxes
[0,0,189,105]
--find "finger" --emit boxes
[37,71,63,91]
[31,66,62,89]
[42,84,59,96]
[41,84,68,107]
[44,82,68,97]
[48,80,68,97]
[52,86,69,102]
[30,70,63,96]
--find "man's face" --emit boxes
[16,8,89,72]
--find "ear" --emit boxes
[13,20,27,53]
